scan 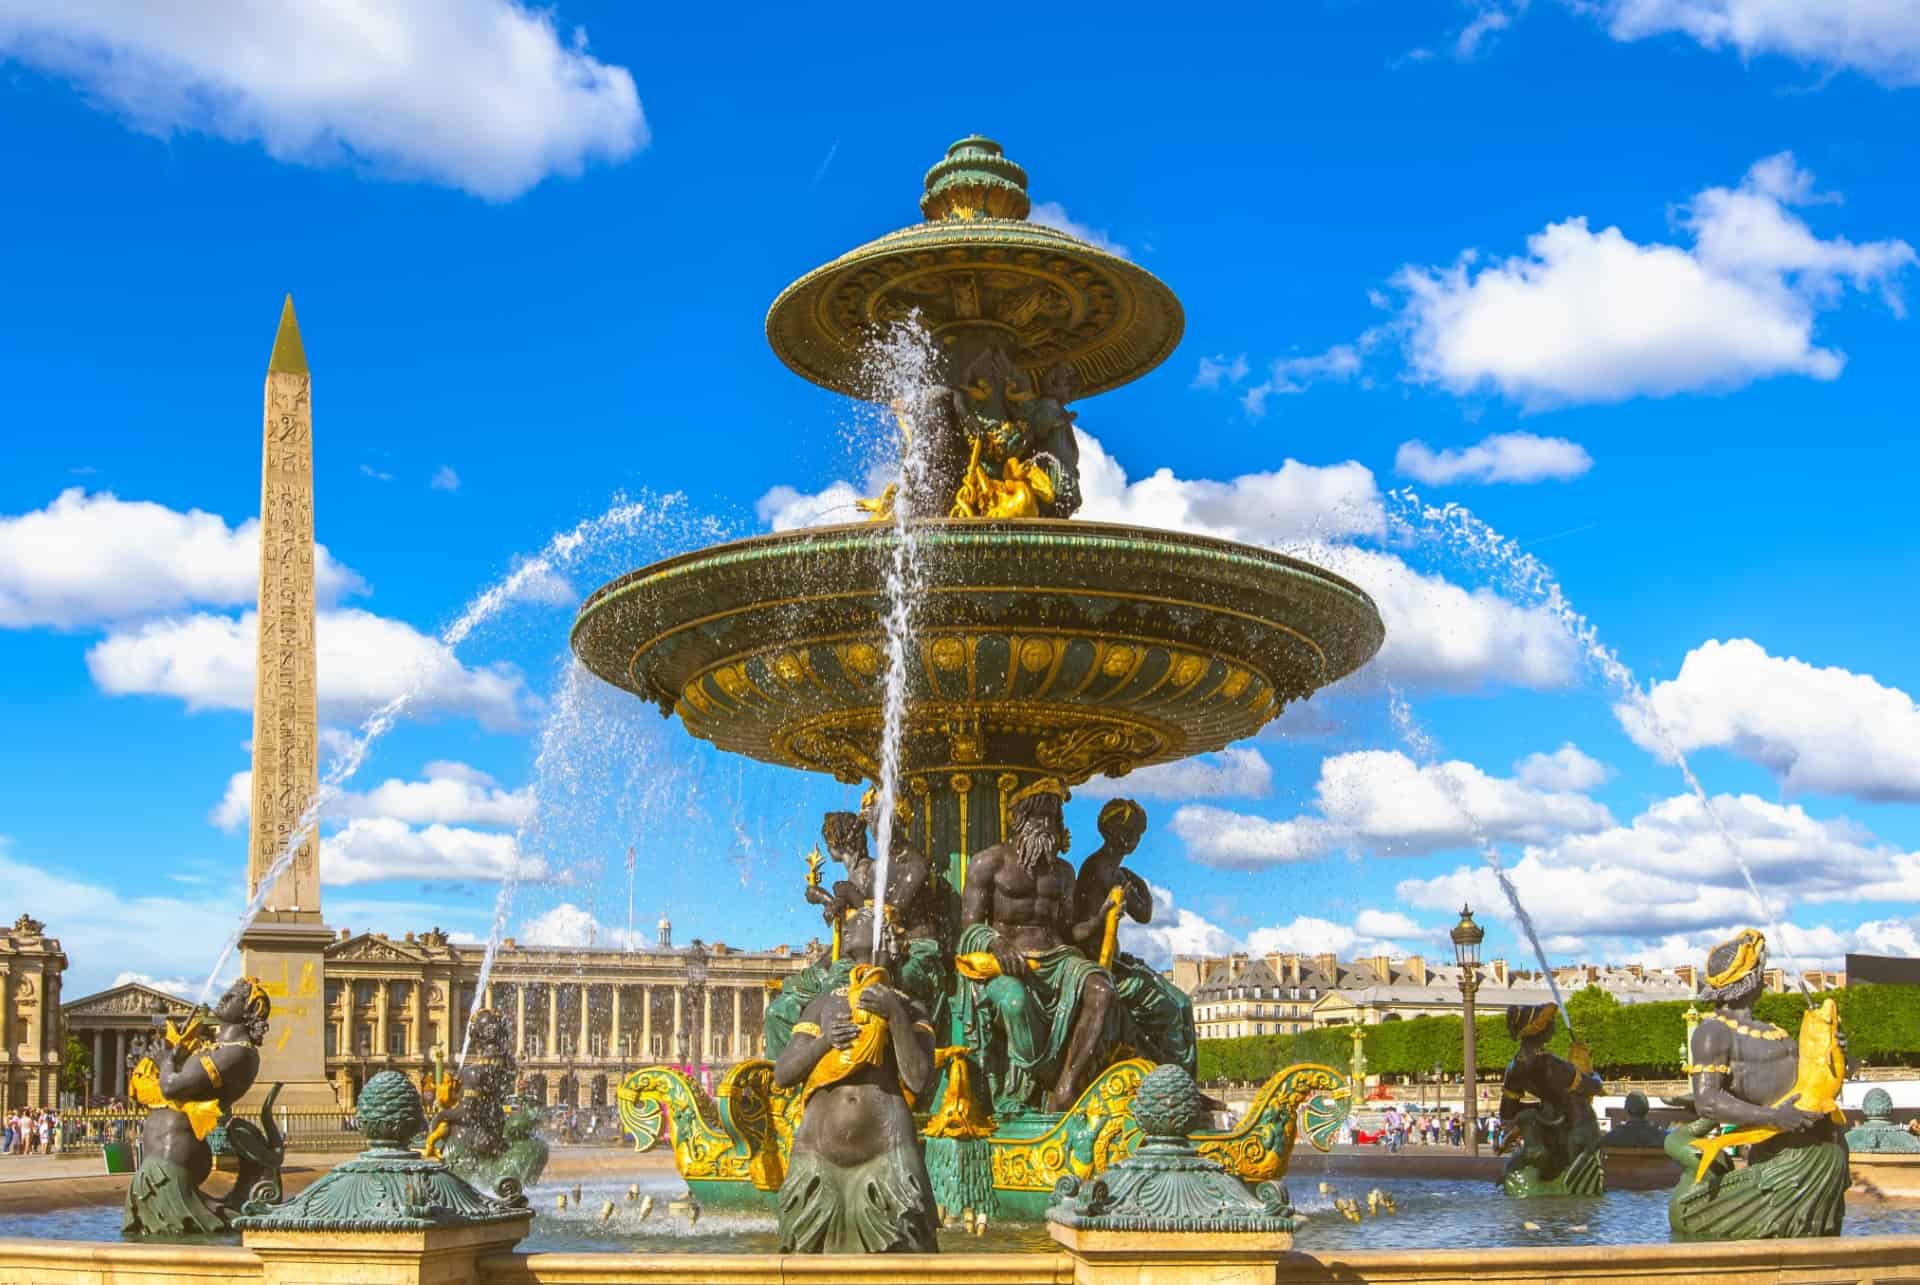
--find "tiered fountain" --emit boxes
[573,136,1377,1220]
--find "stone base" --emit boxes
[1048,1221,1293,1285]
[245,1218,530,1285]
[1601,1145,1681,1191]
[1851,1152,1920,1200]
[241,919,334,1111]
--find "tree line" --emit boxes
[1196,983,1920,1082]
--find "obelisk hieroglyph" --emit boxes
[238,296,337,1107]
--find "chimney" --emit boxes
[1488,958,1509,987]
[1364,954,1391,984]
[1626,963,1644,979]
[1173,956,1205,993]
[1227,953,1248,981]
[1405,955,1428,987]
[1313,952,1337,980]
[1675,963,1697,989]
[1284,953,1301,984]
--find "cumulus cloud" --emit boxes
[1080,748,1272,802]
[1075,430,1385,544]
[0,0,647,200]
[430,466,461,492]
[111,970,195,998]
[1395,431,1593,485]
[517,901,628,947]
[755,480,871,532]
[1391,153,1915,408]
[1396,787,1920,963]
[1192,354,1249,390]
[1118,884,1242,968]
[1028,201,1129,258]
[1173,748,1614,868]
[321,816,543,885]
[87,607,529,730]
[0,488,363,629]
[1241,345,1363,417]
[1619,638,1920,803]
[1513,743,1611,792]
[0,839,241,995]
[1596,0,1920,86]
[1117,884,1420,970]
[212,761,532,834]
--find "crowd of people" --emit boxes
[2,1107,62,1155]
[1350,1104,1503,1151]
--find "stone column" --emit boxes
[115,1031,128,1098]
[671,988,683,1062]
[732,987,744,1060]
[702,990,714,1063]
[545,985,559,1059]
[610,987,623,1061]
[375,987,390,1060]
[641,985,653,1059]
[514,985,527,1054]
[579,983,591,1058]
[410,982,424,1057]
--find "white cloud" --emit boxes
[755,481,871,532]
[1173,748,1614,869]
[87,607,529,730]
[1028,201,1129,258]
[0,840,241,996]
[1246,914,1411,959]
[518,901,624,947]
[321,816,543,885]
[1241,345,1362,417]
[1456,1,1528,57]
[1513,742,1611,792]
[1081,748,1272,802]
[1192,354,1249,390]
[1619,638,1920,803]
[1597,0,1920,87]
[1395,431,1593,485]
[1392,153,1915,408]
[360,464,395,483]
[430,466,461,492]
[111,970,194,998]
[0,0,646,200]
[0,488,363,629]
[211,761,532,834]
[1075,430,1386,545]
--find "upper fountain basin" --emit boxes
[571,519,1384,787]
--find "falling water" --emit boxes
[198,493,687,1005]
[1386,686,1571,1027]
[1387,488,1812,1000]
[861,318,939,963]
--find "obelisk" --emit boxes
[238,296,337,1107]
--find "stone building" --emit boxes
[0,914,67,1110]
[1180,950,1710,1039]
[60,981,193,1103]
[320,923,820,1106]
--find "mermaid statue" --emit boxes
[1666,928,1849,1240]
[123,976,285,1235]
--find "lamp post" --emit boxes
[1451,904,1486,1157]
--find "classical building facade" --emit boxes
[60,981,192,1103]
[1178,950,1743,1040]
[1,914,67,1111]
[320,923,820,1106]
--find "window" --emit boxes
[387,1027,406,1055]
[325,1026,338,1056]
[356,1026,373,1055]
[355,981,375,1006]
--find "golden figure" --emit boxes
[950,436,1055,519]
[421,1049,463,1161]
[1687,996,1847,1182]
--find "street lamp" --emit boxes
[1451,904,1486,1157]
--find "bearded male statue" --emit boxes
[955,778,1117,1114]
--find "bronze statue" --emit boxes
[1494,1003,1604,1197]
[955,778,1117,1113]
[123,976,285,1235]
[773,905,939,1253]
[1071,799,1196,1075]
[435,1007,549,1194]
[1666,929,1848,1240]
[1602,1090,1668,1149]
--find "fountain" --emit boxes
[576,136,1368,1220]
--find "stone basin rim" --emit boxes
[574,517,1383,626]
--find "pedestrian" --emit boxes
[1383,1105,1401,1153]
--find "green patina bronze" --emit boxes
[1602,1090,1670,1150]
[1495,1004,1606,1199]
[1847,1088,1920,1153]
[1047,1065,1297,1234]
[234,1071,532,1234]
[576,134,1384,1239]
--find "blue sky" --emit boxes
[4,1,1920,997]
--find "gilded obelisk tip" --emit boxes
[268,293,308,374]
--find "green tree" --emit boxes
[60,1033,92,1099]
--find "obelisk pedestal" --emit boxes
[239,296,337,1109]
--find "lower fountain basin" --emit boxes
[570,519,1384,788]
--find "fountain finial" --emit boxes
[921,135,1030,222]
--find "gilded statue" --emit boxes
[1665,929,1848,1240]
